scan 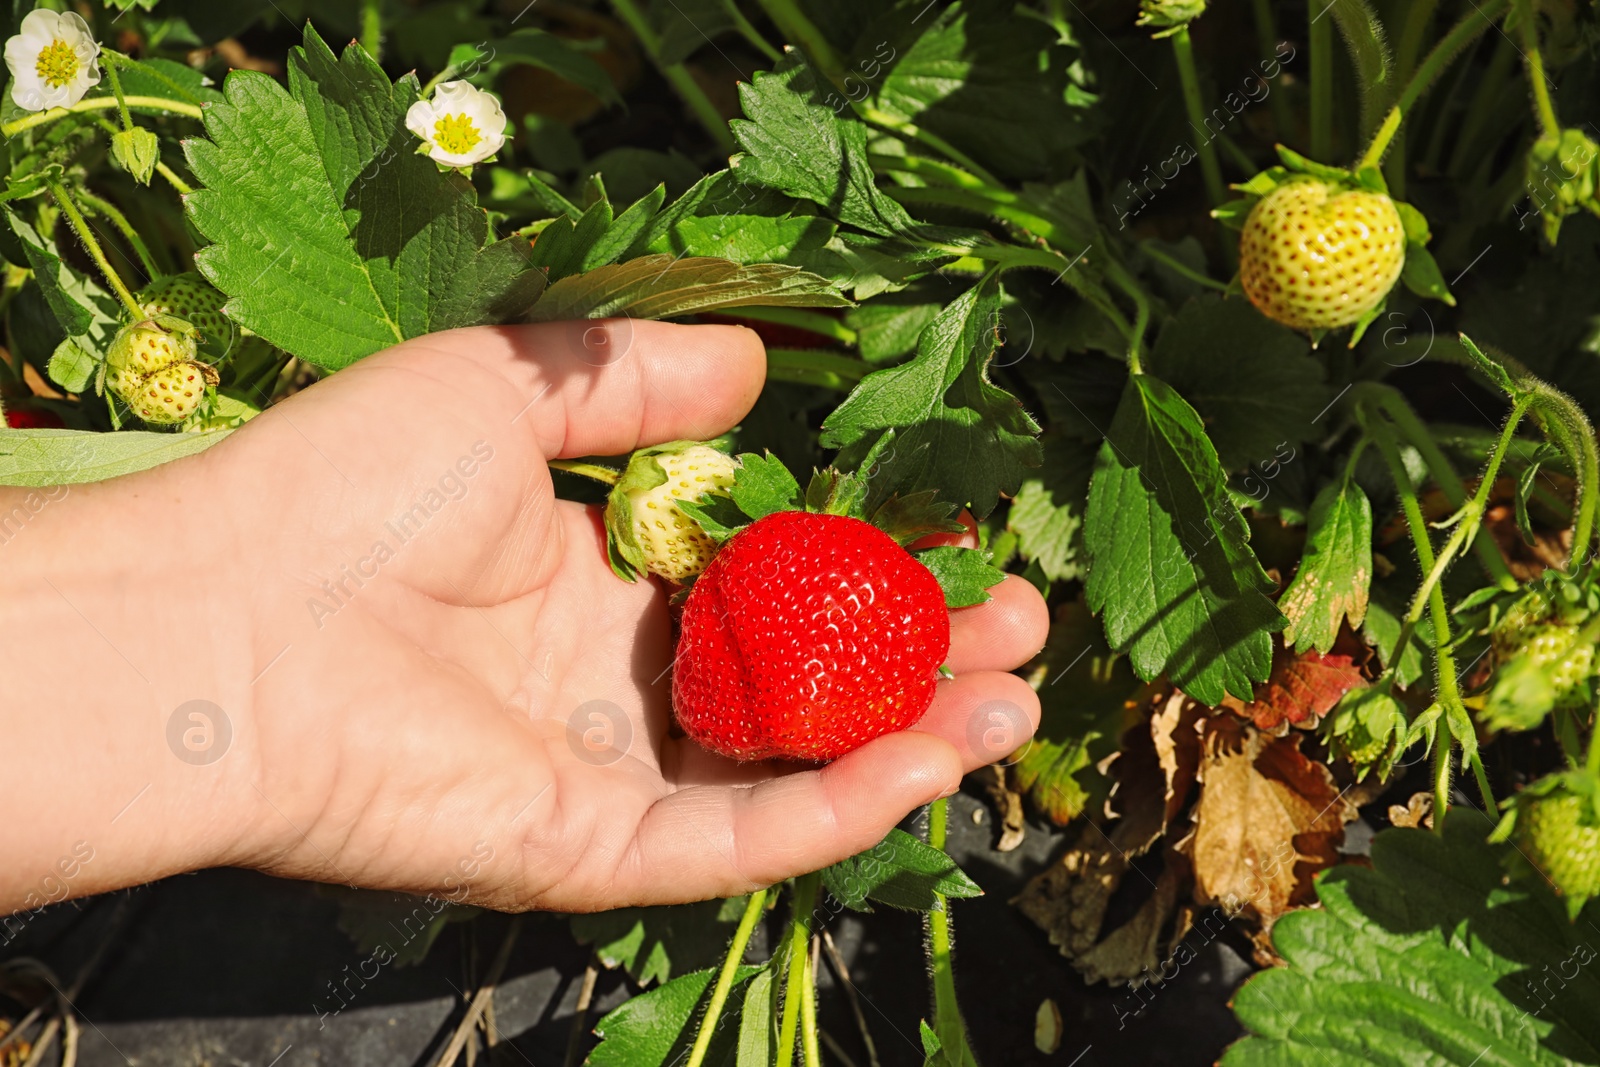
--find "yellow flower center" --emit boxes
[433,113,481,156]
[34,39,79,89]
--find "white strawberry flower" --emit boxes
[405,80,508,168]
[4,9,102,113]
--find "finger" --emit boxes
[909,671,1041,772]
[608,731,963,902]
[945,575,1050,674]
[471,320,767,458]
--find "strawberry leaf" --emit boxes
[571,896,750,987]
[820,828,982,912]
[0,428,231,486]
[1147,296,1329,471]
[915,546,1004,607]
[1008,434,1096,582]
[589,962,767,1067]
[529,184,666,283]
[1083,373,1284,706]
[1225,648,1367,732]
[821,276,1042,519]
[730,53,919,239]
[526,255,850,321]
[184,26,546,371]
[726,451,802,521]
[1223,812,1600,1066]
[1280,476,1373,654]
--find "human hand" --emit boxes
[0,321,1048,915]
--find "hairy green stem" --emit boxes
[547,459,621,485]
[1251,0,1296,140]
[776,873,821,1067]
[868,152,991,192]
[1358,0,1512,171]
[1309,1,1334,160]
[766,347,870,390]
[156,159,193,195]
[1171,27,1225,209]
[360,0,383,62]
[2,95,203,137]
[685,889,769,1067]
[754,0,844,83]
[1141,242,1230,291]
[728,4,782,62]
[927,799,972,1064]
[1369,416,1464,833]
[101,58,134,133]
[1357,382,1518,588]
[859,109,1003,189]
[76,189,160,281]
[1403,395,1534,626]
[1512,0,1562,140]
[1469,751,1501,817]
[609,0,736,154]
[48,181,144,320]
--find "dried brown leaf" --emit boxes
[1183,717,1356,947]
[976,764,1027,852]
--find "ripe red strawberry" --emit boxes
[672,510,950,762]
[5,406,65,429]
[1239,179,1405,332]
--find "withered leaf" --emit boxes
[1224,646,1366,733]
[1182,716,1356,956]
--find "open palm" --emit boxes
[200,320,1048,910]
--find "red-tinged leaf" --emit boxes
[1224,648,1367,733]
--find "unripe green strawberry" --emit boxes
[136,273,233,348]
[1239,179,1406,332]
[1493,592,1595,711]
[1516,790,1600,908]
[106,318,216,426]
[603,443,740,582]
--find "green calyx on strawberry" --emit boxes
[1215,146,1454,346]
[1485,580,1600,731]
[612,432,1005,762]
[1491,770,1600,917]
[1137,0,1206,36]
[604,441,741,583]
[105,315,218,426]
[136,273,236,356]
[1325,687,1407,780]
[1524,126,1600,244]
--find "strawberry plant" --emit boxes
[3,0,1600,1064]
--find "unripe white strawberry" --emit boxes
[106,317,216,426]
[627,446,738,580]
[1239,179,1406,332]
[604,443,740,582]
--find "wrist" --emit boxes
[0,453,258,916]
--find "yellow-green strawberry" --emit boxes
[1515,787,1600,910]
[1493,592,1595,711]
[137,273,233,348]
[1239,179,1406,332]
[106,318,217,426]
[604,443,740,582]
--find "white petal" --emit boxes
[405,99,436,141]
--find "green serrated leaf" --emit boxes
[590,963,766,1067]
[0,428,231,486]
[1148,296,1329,471]
[184,26,544,370]
[821,828,982,912]
[322,886,477,968]
[730,53,919,238]
[915,546,1003,608]
[821,278,1041,519]
[46,339,95,394]
[527,255,850,321]
[725,451,802,522]
[1013,599,1133,823]
[571,897,748,987]
[1007,434,1095,582]
[1223,813,1600,1066]
[1280,476,1373,653]
[1083,373,1284,706]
